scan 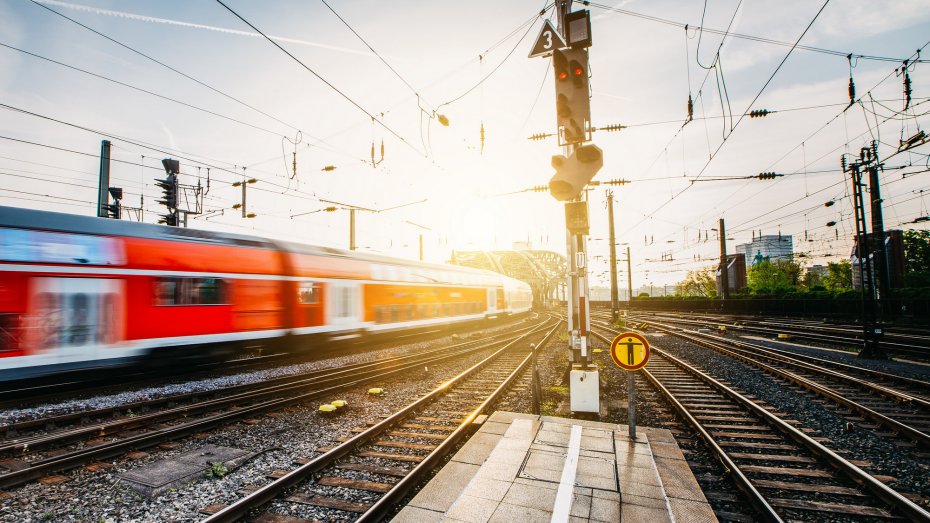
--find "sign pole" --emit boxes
[628,371,636,440]
[609,332,649,441]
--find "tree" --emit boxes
[904,229,930,271]
[746,259,802,294]
[903,229,930,287]
[822,260,853,291]
[678,267,717,297]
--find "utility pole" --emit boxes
[719,218,730,300]
[843,146,885,359]
[97,140,111,218]
[349,208,357,251]
[867,145,889,300]
[626,245,633,305]
[607,190,619,321]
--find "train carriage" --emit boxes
[0,205,532,380]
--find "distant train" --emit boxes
[0,205,533,380]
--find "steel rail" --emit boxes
[592,324,930,522]
[632,320,930,447]
[619,311,930,393]
[0,320,551,489]
[1,322,541,443]
[203,319,558,523]
[588,329,782,523]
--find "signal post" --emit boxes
[531,1,602,414]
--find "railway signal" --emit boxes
[548,144,603,201]
[553,48,591,145]
[104,187,122,219]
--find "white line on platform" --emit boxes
[550,424,582,523]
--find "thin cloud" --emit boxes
[35,0,379,58]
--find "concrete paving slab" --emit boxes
[391,505,444,523]
[488,501,551,523]
[117,459,204,498]
[453,431,502,466]
[392,413,712,523]
[406,461,480,513]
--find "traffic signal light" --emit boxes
[104,201,120,219]
[159,211,179,227]
[553,48,590,145]
[548,144,603,201]
[156,174,178,209]
[105,186,122,219]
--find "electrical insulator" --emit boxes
[687,95,694,122]
[321,165,337,172]
[758,172,779,180]
[826,221,837,227]
[904,66,912,110]
[749,109,770,118]
[824,200,835,207]
[323,206,338,212]
[480,122,485,154]
[848,77,856,106]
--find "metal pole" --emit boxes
[240,179,247,218]
[97,140,111,217]
[626,246,633,305]
[349,209,357,251]
[419,234,424,261]
[531,343,541,415]
[628,371,636,439]
[607,190,619,321]
[868,156,888,300]
[719,218,730,300]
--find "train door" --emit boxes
[486,287,497,314]
[327,281,362,329]
[26,277,125,364]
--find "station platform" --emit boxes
[392,411,717,523]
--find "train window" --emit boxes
[298,282,320,304]
[155,277,227,306]
[0,228,125,265]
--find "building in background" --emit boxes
[716,253,747,295]
[735,234,794,266]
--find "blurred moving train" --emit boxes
[0,205,533,380]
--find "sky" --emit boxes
[1,0,929,289]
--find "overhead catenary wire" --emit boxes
[214,0,426,159]
[620,0,832,238]
[585,1,929,64]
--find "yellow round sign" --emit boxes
[610,332,650,371]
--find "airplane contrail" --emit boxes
[34,0,379,58]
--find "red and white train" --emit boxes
[0,205,532,380]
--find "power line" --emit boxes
[320,0,430,109]
[0,42,286,137]
[585,1,929,64]
[28,0,309,135]
[622,0,831,236]
[214,0,426,158]
[0,104,327,201]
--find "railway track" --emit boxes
[0,319,550,490]
[590,324,930,522]
[628,310,930,361]
[611,315,930,451]
[201,318,560,522]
